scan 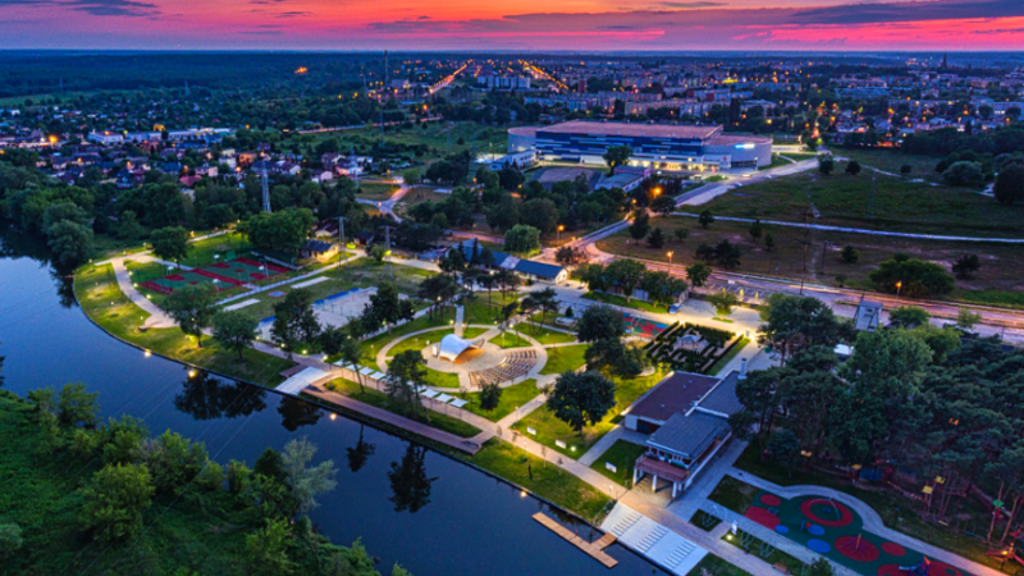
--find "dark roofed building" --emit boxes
[300,238,338,260]
[624,372,720,433]
[449,239,567,283]
[626,368,748,498]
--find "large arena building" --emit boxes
[508,121,773,173]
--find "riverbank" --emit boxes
[0,388,400,575]
[73,261,615,525]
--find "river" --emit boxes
[0,230,667,576]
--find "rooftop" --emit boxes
[627,372,720,424]
[538,120,722,141]
[647,412,731,460]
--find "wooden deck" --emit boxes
[532,512,618,568]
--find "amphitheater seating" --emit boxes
[468,349,538,389]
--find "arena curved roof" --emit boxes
[438,334,481,362]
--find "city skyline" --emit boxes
[3,0,1024,51]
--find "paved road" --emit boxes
[672,212,1024,244]
[674,159,818,207]
[356,179,409,222]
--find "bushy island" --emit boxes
[0,380,409,576]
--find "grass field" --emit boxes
[513,369,666,460]
[707,475,760,513]
[179,232,251,267]
[698,169,1022,238]
[597,216,1024,307]
[539,344,588,375]
[455,379,543,422]
[75,264,293,388]
[356,181,399,200]
[467,439,611,520]
[838,148,945,183]
[588,439,647,485]
[686,554,752,576]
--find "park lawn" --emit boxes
[422,368,460,389]
[699,169,1023,238]
[732,444,997,569]
[332,258,436,296]
[74,264,292,388]
[361,313,451,356]
[456,379,542,422]
[781,152,819,161]
[583,291,668,314]
[468,439,611,521]
[489,330,536,349]
[588,439,647,486]
[509,368,666,462]
[952,288,1024,310]
[692,509,723,532]
[463,292,520,325]
[180,231,251,267]
[722,530,808,575]
[323,378,479,438]
[356,181,399,200]
[539,344,589,375]
[839,148,944,183]
[521,319,578,345]
[707,475,760,514]
[597,216,1024,307]
[512,407,603,459]
[686,554,752,576]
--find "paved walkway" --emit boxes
[672,211,1024,244]
[724,468,1006,576]
[108,255,176,328]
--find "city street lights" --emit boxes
[667,251,674,265]
[557,224,564,242]
[896,280,903,301]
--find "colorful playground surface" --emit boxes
[623,313,668,339]
[139,257,290,295]
[743,490,973,576]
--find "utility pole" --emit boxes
[260,164,271,213]
[820,240,828,275]
[380,225,395,280]
[337,216,347,248]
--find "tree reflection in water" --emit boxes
[174,369,267,420]
[277,395,324,431]
[346,423,375,473]
[387,444,437,513]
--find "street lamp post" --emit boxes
[667,251,674,265]
[557,224,564,243]
[896,280,903,301]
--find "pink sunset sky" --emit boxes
[2,0,1024,50]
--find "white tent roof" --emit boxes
[437,333,480,362]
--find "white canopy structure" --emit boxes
[437,333,483,362]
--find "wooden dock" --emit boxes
[532,512,619,568]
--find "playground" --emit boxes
[743,490,974,576]
[139,257,290,295]
[623,313,668,339]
